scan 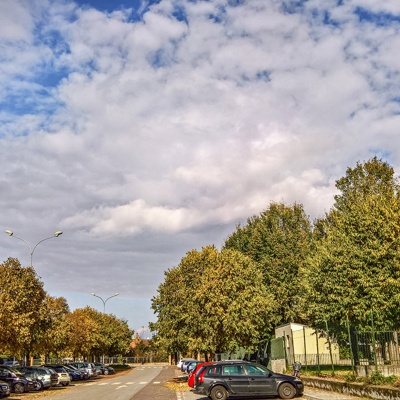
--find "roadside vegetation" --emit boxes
[150,157,400,362]
[0,260,133,362]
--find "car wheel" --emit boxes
[278,382,296,399]
[210,385,228,400]
[13,383,25,394]
[62,382,69,386]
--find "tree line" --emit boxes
[150,157,400,358]
[0,258,133,363]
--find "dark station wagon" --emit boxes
[192,360,304,400]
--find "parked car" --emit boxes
[87,362,99,377]
[188,362,213,388]
[2,361,19,367]
[22,366,59,389]
[0,380,10,398]
[69,362,97,378]
[0,366,35,394]
[192,360,304,400]
[181,358,197,372]
[62,364,86,380]
[177,358,195,369]
[14,368,42,391]
[94,363,115,375]
[186,360,204,374]
[43,365,71,386]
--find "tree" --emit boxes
[151,246,276,358]
[302,157,400,330]
[224,202,312,326]
[64,307,101,359]
[0,258,46,358]
[36,295,71,358]
[187,248,276,355]
[151,247,213,355]
[84,308,133,358]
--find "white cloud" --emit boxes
[1,0,400,329]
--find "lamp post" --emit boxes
[5,230,63,267]
[90,293,119,314]
[90,293,119,364]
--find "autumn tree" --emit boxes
[0,258,46,358]
[84,308,133,358]
[302,157,400,330]
[224,202,312,326]
[64,307,101,359]
[36,295,71,358]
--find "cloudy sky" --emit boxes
[1,0,399,334]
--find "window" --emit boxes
[207,366,221,376]
[222,365,245,375]
[245,364,266,376]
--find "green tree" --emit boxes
[152,246,276,358]
[151,247,212,355]
[0,258,46,358]
[302,157,400,330]
[224,202,312,326]
[187,248,276,355]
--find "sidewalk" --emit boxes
[180,386,366,400]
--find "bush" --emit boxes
[367,371,397,386]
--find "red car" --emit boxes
[188,362,213,388]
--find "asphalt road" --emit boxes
[27,365,176,400]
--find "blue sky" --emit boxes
[1,0,400,334]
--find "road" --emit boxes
[27,365,177,400]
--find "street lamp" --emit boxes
[90,292,120,364]
[91,293,119,314]
[5,230,63,267]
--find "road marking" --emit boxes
[153,381,160,384]
[112,382,123,385]
[139,381,148,384]
[116,385,127,390]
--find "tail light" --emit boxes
[197,369,206,383]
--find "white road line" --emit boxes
[116,385,127,390]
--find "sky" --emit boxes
[1,0,400,335]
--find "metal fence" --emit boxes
[271,323,400,373]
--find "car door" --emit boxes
[244,364,276,395]
[221,364,249,395]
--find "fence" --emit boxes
[271,321,400,375]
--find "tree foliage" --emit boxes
[0,258,46,356]
[224,202,312,326]
[302,157,400,330]
[151,246,275,356]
